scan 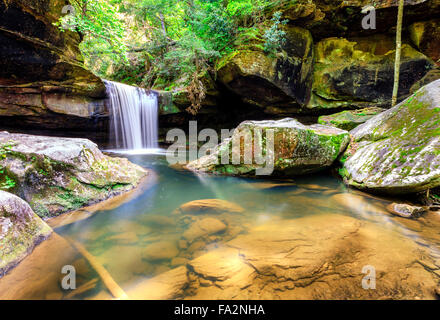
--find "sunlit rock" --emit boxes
[340,79,440,194]
[186,214,439,299]
[176,199,245,215]
[143,241,179,262]
[187,118,350,177]
[0,132,148,217]
[183,218,227,243]
[386,203,427,219]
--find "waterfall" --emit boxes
[105,80,159,150]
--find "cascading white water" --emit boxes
[105,80,159,150]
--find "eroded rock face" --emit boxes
[0,0,107,133]
[186,118,350,177]
[217,26,314,112]
[280,0,440,40]
[0,191,52,277]
[340,79,440,194]
[318,107,385,131]
[410,19,440,65]
[0,132,148,217]
[309,35,434,111]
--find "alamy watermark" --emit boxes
[362,265,376,290]
[362,5,376,30]
[61,265,76,290]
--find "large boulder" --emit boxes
[0,132,148,217]
[308,35,434,111]
[0,0,107,134]
[216,26,314,113]
[0,191,52,277]
[187,118,350,177]
[340,79,440,194]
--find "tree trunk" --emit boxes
[392,0,405,107]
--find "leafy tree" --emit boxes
[55,0,129,74]
[56,0,299,113]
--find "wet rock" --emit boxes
[0,132,148,217]
[318,107,385,131]
[217,26,314,111]
[0,233,84,299]
[176,199,245,215]
[141,215,176,228]
[127,266,189,300]
[143,241,179,262]
[340,79,440,194]
[0,191,52,277]
[435,285,440,297]
[187,214,439,299]
[240,182,296,191]
[387,203,427,219]
[308,35,433,112]
[178,239,188,250]
[187,118,350,177]
[183,218,227,243]
[187,240,206,255]
[171,257,189,267]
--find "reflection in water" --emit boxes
[1,153,439,300]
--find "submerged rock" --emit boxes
[340,79,440,194]
[186,214,439,299]
[183,218,227,243]
[318,107,385,131]
[187,118,350,177]
[0,132,148,218]
[143,241,179,262]
[0,191,52,277]
[176,199,245,215]
[386,203,427,219]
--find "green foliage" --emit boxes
[55,0,129,76]
[56,0,300,112]
[0,140,17,190]
[263,11,288,54]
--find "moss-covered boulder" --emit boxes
[0,190,52,277]
[216,26,314,113]
[340,79,440,194]
[410,19,440,65]
[187,118,350,177]
[308,35,434,111]
[0,132,148,218]
[318,107,385,131]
